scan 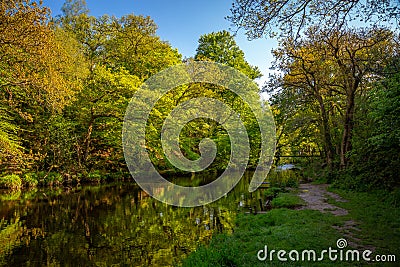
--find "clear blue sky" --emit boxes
[42,0,277,88]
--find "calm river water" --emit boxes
[0,171,268,266]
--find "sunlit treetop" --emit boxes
[195,30,262,80]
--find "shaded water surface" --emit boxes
[0,172,266,266]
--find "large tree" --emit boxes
[268,27,396,168]
[58,1,182,174]
[0,0,84,172]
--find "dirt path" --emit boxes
[297,183,375,251]
[297,183,348,216]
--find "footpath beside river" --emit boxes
[183,183,400,266]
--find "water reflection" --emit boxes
[0,172,267,266]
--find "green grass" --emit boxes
[270,193,305,209]
[182,190,400,267]
[328,188,400,259]
[182,208,346,266]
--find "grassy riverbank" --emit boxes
[182,187,400,266]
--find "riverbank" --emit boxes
[182,184,400,266]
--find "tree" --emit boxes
[106,14,182,80]
[59,3,182,80]
[0,1,76,112]
[348,57,400,189]
[228,0,400,39]
[58,3,182,173]
[61,0,88,17]
[195,30,261,79]
[193,31,263,169]
[0,0,85,173]
[268,27,396,168]
[268,35,337,167]
[322,27,395,167]
[67,66,140,172]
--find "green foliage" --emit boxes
[23,173,39,188]
[42,172,63,186]
[195,30,261,79]
[57,8,181,175]
[0,190,22,201]
[85,170,105,183]
[0,108,21,158]
[345,58,400,190]
[268,170,301,188]
[0,174,22,190]
[262,187,284,199]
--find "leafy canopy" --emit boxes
[228,0,400,39]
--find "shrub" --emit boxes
[23,173,39,188]
[85,170,104,183]
[44,172,63,186]
[262,187,284,199]
[0,174,22,190]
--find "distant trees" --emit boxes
[1,0,268,185]
[2,0,397,190]
[144,31,265,173]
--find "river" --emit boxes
[0,171,269,266]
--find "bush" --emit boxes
[106,171,125,181]
[0,190,21,201]
[23,173,39,188]
[84,170,105,183]
[44,172,63,186]
[0,174,22,190]
[262,187,284,199]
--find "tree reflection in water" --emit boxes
[0,172,265,266]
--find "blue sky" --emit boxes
[42,0,277,88]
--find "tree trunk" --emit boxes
[82,115,94,165]
[316,93,335,169]
[340,89,356,168]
